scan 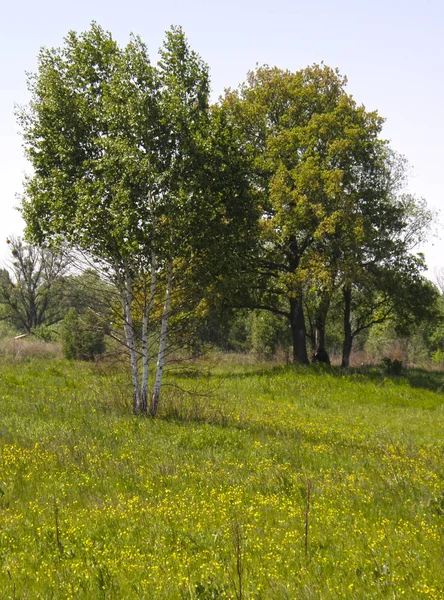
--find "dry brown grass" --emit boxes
[0,336,62,360]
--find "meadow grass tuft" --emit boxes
[0,355,443,598]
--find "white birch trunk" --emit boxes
[122,269,143,414]
[141,251,157,407]
[150,260,173,417]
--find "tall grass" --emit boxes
[0,336,62,360]
[0,354,442,598]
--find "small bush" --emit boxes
[61,309,106,361]
[431,349,444,367]
[251,311,290,358]
[382,357,403,376]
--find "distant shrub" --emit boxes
[431,349,444,367]
[251,311,290,358]
[33,324,59,342]
[61,309,106,361]
[382,357,403,376]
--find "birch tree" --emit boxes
[19,25,162,413]
[18,24,256,415]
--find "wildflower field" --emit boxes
[0,355,443,599]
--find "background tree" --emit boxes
[338,191,434,367]
[0,237,70,334]
[340,262,437,367]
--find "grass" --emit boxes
[0,355,443,599]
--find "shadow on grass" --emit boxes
[158,397,308,446]
[193,363,295,380]
[308,362,444,395]
[174,360,444,395]
[350,364,444,394]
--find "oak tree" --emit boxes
[224,65,396,364]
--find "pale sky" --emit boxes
[1,0,443,277]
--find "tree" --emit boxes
[18,24,256,415]
[340,259,437,367]
[0,237,70,333]
[337,191,435,367]
[224,64,400,364]
[19,24,160,413]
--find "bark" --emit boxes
[141,251,157,405]
[150,261,173,418]
[289,296,309,365]
[312,296,331,365]
[122,269,143,414]
[313,317,330,364]
[341,285,353,369]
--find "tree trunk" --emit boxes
[141,251,157,406]
[289,296,309,365]
[150,261,173,418]
[312,292,331,364]
[341,285,353,369]
[313,312,330,365]
[122,270,144,414]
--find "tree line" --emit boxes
[8,23,441,415]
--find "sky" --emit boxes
[1,0,443,278]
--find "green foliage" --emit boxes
[431,349,444,367]
[195,308,252,353]
[61,308,106,361]
[225,310,253,353]
[0,313,19,338]
[251,310,290,358]
[32,323,58,342]
[19,24,160,267]
[424,294,444,354]
[64,269,115,317]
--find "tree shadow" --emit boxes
[208,364,295,380]
[173,359,444,393]
[324,363,444,394]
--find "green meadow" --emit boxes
[0,354,443,599]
